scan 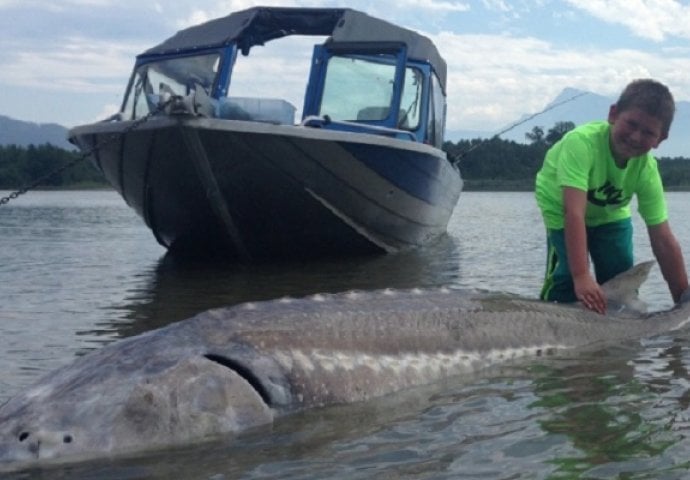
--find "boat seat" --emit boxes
[216,100,253,121]
[356,106,389,121]
[356,106,408,128]
[217,97,296,124]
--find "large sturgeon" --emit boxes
[1,261,689,469]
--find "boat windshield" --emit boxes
[319,54,422,130]
[121,53,220,120]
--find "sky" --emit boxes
[1,0,690,135]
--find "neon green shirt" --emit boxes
[535,121,667,229]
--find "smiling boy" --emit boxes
[535,79,688,313]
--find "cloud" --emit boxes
[396,0,470,11]
[481,0,512,12]
[3,0,690,130]
[93,103,121,122]
[566,0,690,41]
[434,30,690,131]
[175,0,317,28]
[0,0,113,9]
[1,37,136,94]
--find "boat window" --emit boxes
[319,55,396,122]
[121,53,220,119]
[427,73,446,147]
[399,67,423,130]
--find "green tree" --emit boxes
[0,144,106,189]
[445,121,690,190]
[525,126,545,144]
[545,121,575,146]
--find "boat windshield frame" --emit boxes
[121,48,232,120]
[313,48,421,128]
[117,11,445,145]
[305,43,407,121]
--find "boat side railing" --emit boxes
[301,115,416,141]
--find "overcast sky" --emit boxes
[1,0,689,133]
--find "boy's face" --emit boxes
[607,105,666,161]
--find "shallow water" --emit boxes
[1,190,690,479]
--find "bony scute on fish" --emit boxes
[1,261,689,470]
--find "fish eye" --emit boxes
[63,434,73,444]
[18,432,30,442]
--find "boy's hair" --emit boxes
[616,79,675,135]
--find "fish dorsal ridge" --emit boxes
[601,260,655,314]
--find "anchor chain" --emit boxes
[0,97,174,206]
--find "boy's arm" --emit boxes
[563,187,607,313]
[647,221,689,303]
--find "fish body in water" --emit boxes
[0,261,689,468]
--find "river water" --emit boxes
[1,190,690,479]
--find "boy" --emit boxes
[535,79,688,313]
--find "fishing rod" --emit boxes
[450,91,589,164]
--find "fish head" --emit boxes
[0,384,113,468]
[0,354,275,470]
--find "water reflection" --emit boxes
[529,337,690,478]
[4,191,690,479]
[109,233,462,338]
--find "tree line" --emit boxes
[1,123,690,191]
[445,122,690,190]
[0,144,106,189]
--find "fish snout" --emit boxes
[3,428,77,463]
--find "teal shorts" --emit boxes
[540,218,634,303]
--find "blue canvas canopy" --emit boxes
[140,7,447,92]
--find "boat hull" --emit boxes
[69,117,462,261]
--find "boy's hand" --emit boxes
[573,273,607,314]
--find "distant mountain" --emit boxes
[3,87,689,157]
[447,87,690,158]
[0,115,74,151]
